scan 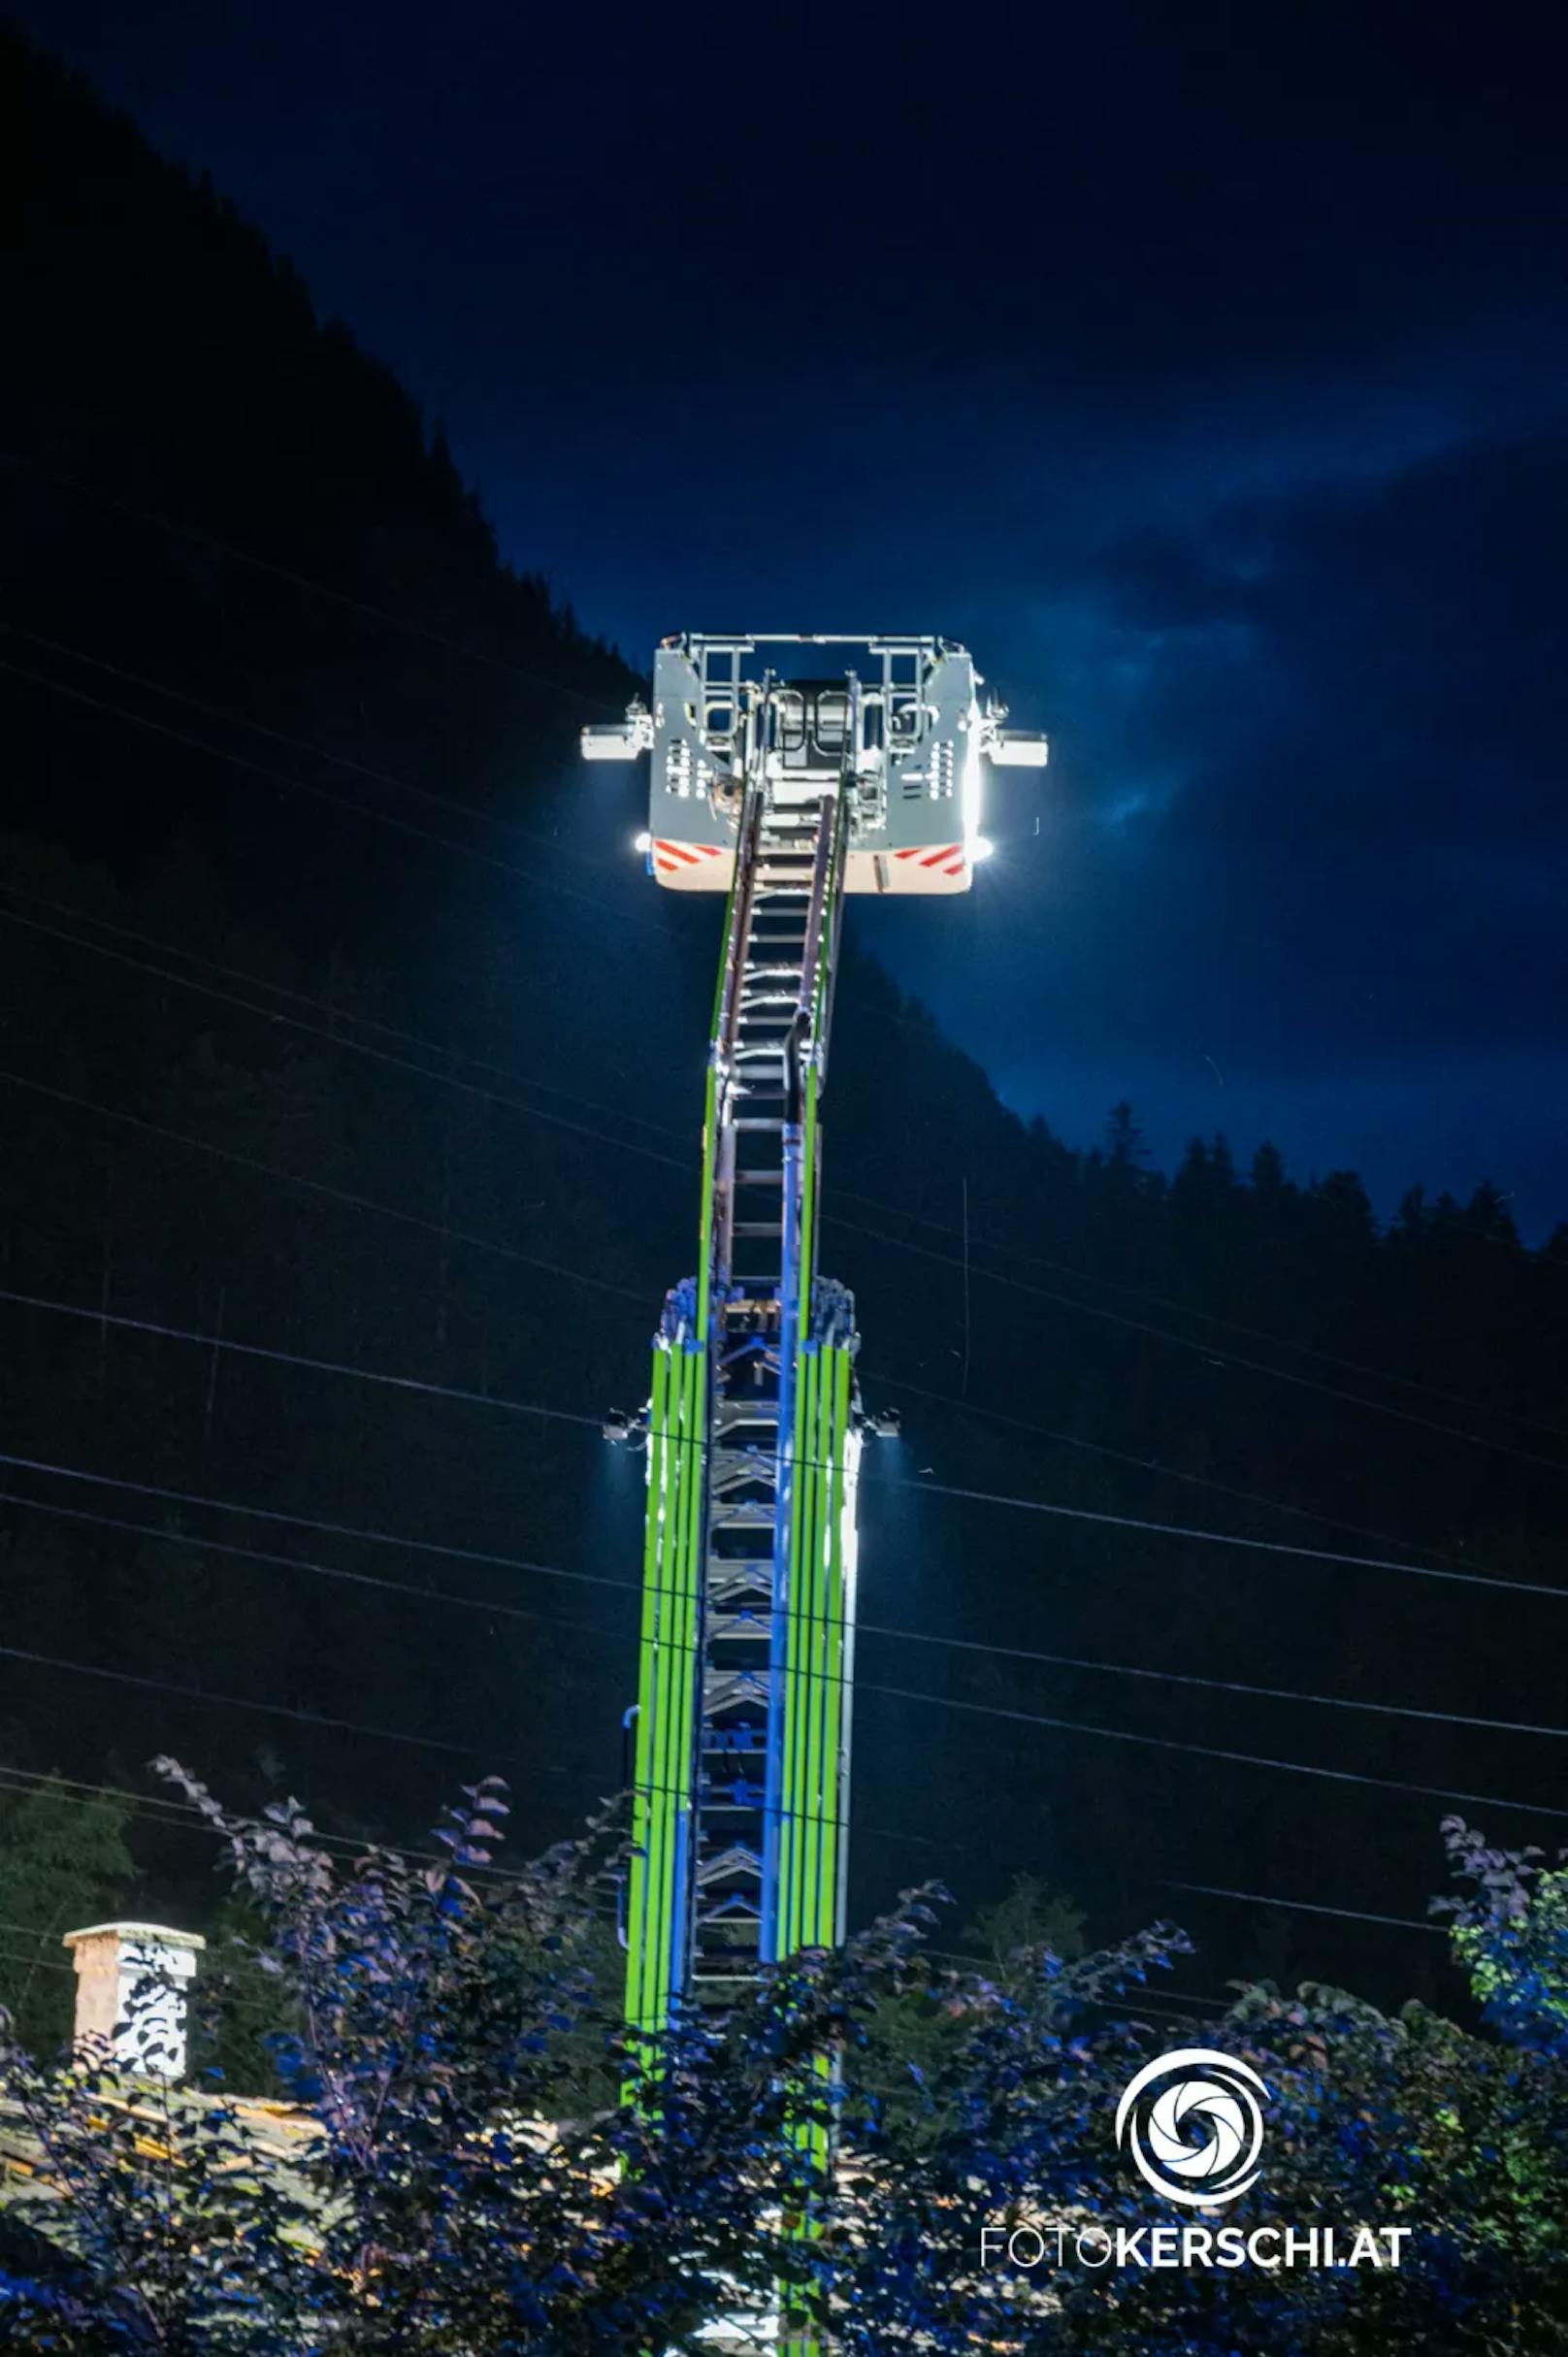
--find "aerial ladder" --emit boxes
[583,636,1047,2032]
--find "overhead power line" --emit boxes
[6,1630,1564,1827]
[9,856,1563,1455]
[0,902,688,1170]
[0,1067,652,1308]
[10,659,1566,1464]
[8,787,1562,1455]
[0,1444,637,1595]
[863,1369,1472,1571]
[840,1188,1568,1444]
[6,498,1554,1317]
[0,1639,529,1765]
[5,1467,1563,1743]
[3,621,623,863]
[0,1771,1340,2008]
[896,1474,1568,1602]
[0,1945,73,1978]
[0,1288,611,1434]
[11,966,1562,1503]
[862,1681,1568,1824]
[1163,1881,1447,1936]
[0,620,995,1052]
[0,877,686,1148]
[2,458,629,712]
[2,871,1510,1550]
[0,653,675,944]
[0,1487,627,1642]
[4,1293,1566,1604]
[921,1948,1232,2013]
[829,1212,1568,1477]
[0,1758,531,1882]
[871,1613,1568,1741]
[17,878,1552,1483]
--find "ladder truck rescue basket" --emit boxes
[579,632,1047,893]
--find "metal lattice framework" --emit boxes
[584,637,1046,2032]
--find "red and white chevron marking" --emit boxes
[652,838,727,875]
[892,842,966,877]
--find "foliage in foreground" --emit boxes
[0,1774,1563,2353]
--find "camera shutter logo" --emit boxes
[1115,2047,1269,2208]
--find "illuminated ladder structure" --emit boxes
[584,636,1046,2030]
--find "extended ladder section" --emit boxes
[590,637,1044,2045]
[623,775,863,2037]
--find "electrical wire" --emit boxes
[0,876,686,1148]
[0,1068,653,1307]
[0,914,1497,1562]
[861,1369,1474,1571]
[0,1946,73,1978]
[860,1680,1568,1822]
[888,1474,1568,1603]
[0,1444,636,1593]
[1162,1881,1447,1936]
[0,1748,1487,1966]
[12,889,1548,1547]
[0,1760,520,1882]
[7,477,1554,1309]
[1075,1993,1229,2023]
[839,1187,1568,1443]
[4,1488,1565,1823]
[0,1641,530,1765]
[5,790,1564,1473]
[1,457,629,713]
[0,1764,200,1832]
[0,1487,628,1639]
[13,1007,1565,1529]
[0,903,688,1170]
[11,819,1559,1456]
[5,1293,1566,1605]
[919,1950,1231,2017]
[0,654,674,944]
[0,1289,611,1438]
[862,1617,1568,1741]
[3,621,622,864]
[827,1211,1568,1478]
[12,879,1560,1495]
[0,618,1001,1058]
[0,1753,1489,1967]
[5,1468,1565,1745]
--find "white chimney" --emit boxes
[62,1921,206,2080]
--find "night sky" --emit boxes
[21,0,1568,1231]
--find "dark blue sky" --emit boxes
[21,0,1568,1230]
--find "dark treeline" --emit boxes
[3,22,1566,2054]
